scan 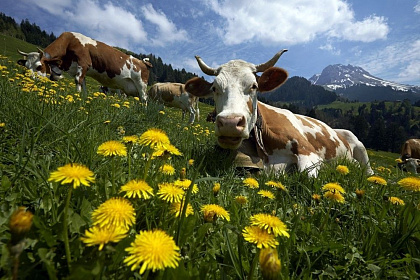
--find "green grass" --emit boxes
[317,100,420,115]
[0,52,419,280]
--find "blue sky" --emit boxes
[1,0,419,85]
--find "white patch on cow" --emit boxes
[71,32,97,47]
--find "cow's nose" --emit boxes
[217,116,246,131]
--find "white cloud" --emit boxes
[25,0,73,15]
[141,4,189,47]
[205,0,389,45]
[319,43,341,55]
[415,1,420,13]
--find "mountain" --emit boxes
[309,64,420,102]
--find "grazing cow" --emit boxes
[206,109,217,123]
[17,50,44,76]
[185,50,373,177]
[17,32,152,102]
[398,139,420,173]
[148,82,199,124]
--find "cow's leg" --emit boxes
[188,105,196,124]
[74,65,87,92]
[296,154,322,177]
[352,141,374,175]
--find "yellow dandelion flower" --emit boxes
[92,197,135,230]
[242,226,279,248]
[120,179,154,199]
[336,165,349,175]
[355,189,366,199]
[173,179,199,194]
[138,128,170,149]
[322,182,345,194]
[395,158,403,163]
[397,177,420,192]
[201,204,230,222]
[259,248,281,280]
[103,120,111,124]
[122,135,139,144]
[212,182,221,196]
[48,163,95,189]
[124,229,180,274]
[265,180,286,191]
[235,195,248,205]
[0,122,5,128]
[159,110,165,115]
[324,191,345,203]
[111,103,120,108]
[243,177,259,189]
[169,202,194,218]
[250,213,290,238]
[367,175,387,186]
[80,226,127,250]
[97,140,127,157]
[258,190,275,199]
[157,183,185,203]
[188,159,194,166]
[159,164,175,175]
[151,143,182,158]
[9,207,33,236]
[312,194,321,202]
[388,196,405,206]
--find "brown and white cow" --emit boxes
[17,32,152,102]
[399,139,420,174]
[185,50,373,177]
[148,82,199,124]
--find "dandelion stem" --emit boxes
[63,186,73,271]
[248,248,260,280]
[111,156,115,196]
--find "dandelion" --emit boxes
[388,196,405,206]
[111,103,120,108]
[324,191,345,203]
[250,213,290,238]
[265,180,286,191]
[395,158,403,163]
[242,226,279,248]
[243,177,259,189]
[312,194,321,202]
[159,164,176,175]
[97,140,127,157]
[355,189,366,199]
[103,120,111,124]
[397,177,420,192]
[157,183,185,203]
[48,163,95,189]
[159,110,165,115]
[9,207,33,238]
[188,159,194,166]
[80,226,127,251]
[235,195,248,205]
[124,229,180,274]
[152,143,182,158]
[367,175,387,186]
[122,135,139,144]
[173,179,199,194]
[201,204,230,222]
[0,122,5,128]
[336,165,349,175]
[259,247,281,280]
[92,197,135,230]
[169,202,194,217]
[120,179,154,199]
[138,128,170,149]
[322,182,345,194]
[258,190,275,200]
[213,182,221,196]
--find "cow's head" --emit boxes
[186,50,288,149]
[17,48,63,81]
[17,49,45,77]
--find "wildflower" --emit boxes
[92,197,135,230]
[0,122,5,128]
[138,128,170,149]
[242,226,279,248]
[159,110,165,115]
[324,191,345,203]
[258,190,275,200]
[169,202,194,217]
[336,165,349,175]
[111,103,120,108]
[322,182,345,194]
[235,195,248,205]
[124,229,180,274]
[397,177,420,192]
[212,183,221,196]
[157,183,185,203]
[395,158,403,163]
[159,164,176,176]
[80,226,127,250]
[355,189,366,199]
[367,175,387,186]
[173,179,198,194]
[103,120,111,124]
[201,204,230,222]
[9,207,33,238]
[243,177,259,189]
[48,163,95,189]
[250,213,290,238]
[388,196,405,206]
[122,135,139,145]
[97,140,127,157]
[312,194,321,202]
[151,143,182,158]
[120,179,154,199]
[259,247,281,280]
[188,159,194,166]
[265,180,286,191]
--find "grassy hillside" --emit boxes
[317,100,420,115]
[0,39,419,280]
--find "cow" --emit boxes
[17,32,152,102]
[206,109,217,123]
[398,139,420,174]
[185,50,373,177]
[148,82,199,124]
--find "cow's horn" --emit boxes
[37,47,44,54]
[255,49,288,72]
[195,55,218,76]
[17,49,28,56]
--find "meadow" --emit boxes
[0,55,419,280]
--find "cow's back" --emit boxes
[401,139,420,160]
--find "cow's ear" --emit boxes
[17,59,27,66]
[258,67,288,93]
[185,77,213,98]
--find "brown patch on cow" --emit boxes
[296,115,315,128]
[401,139,420,160]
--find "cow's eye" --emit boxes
[251,83,258,90]
[211,86,217,93]
[36,66,42,71]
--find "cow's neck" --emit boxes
[246,102,270,162]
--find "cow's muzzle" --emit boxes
[216,115,247,149]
